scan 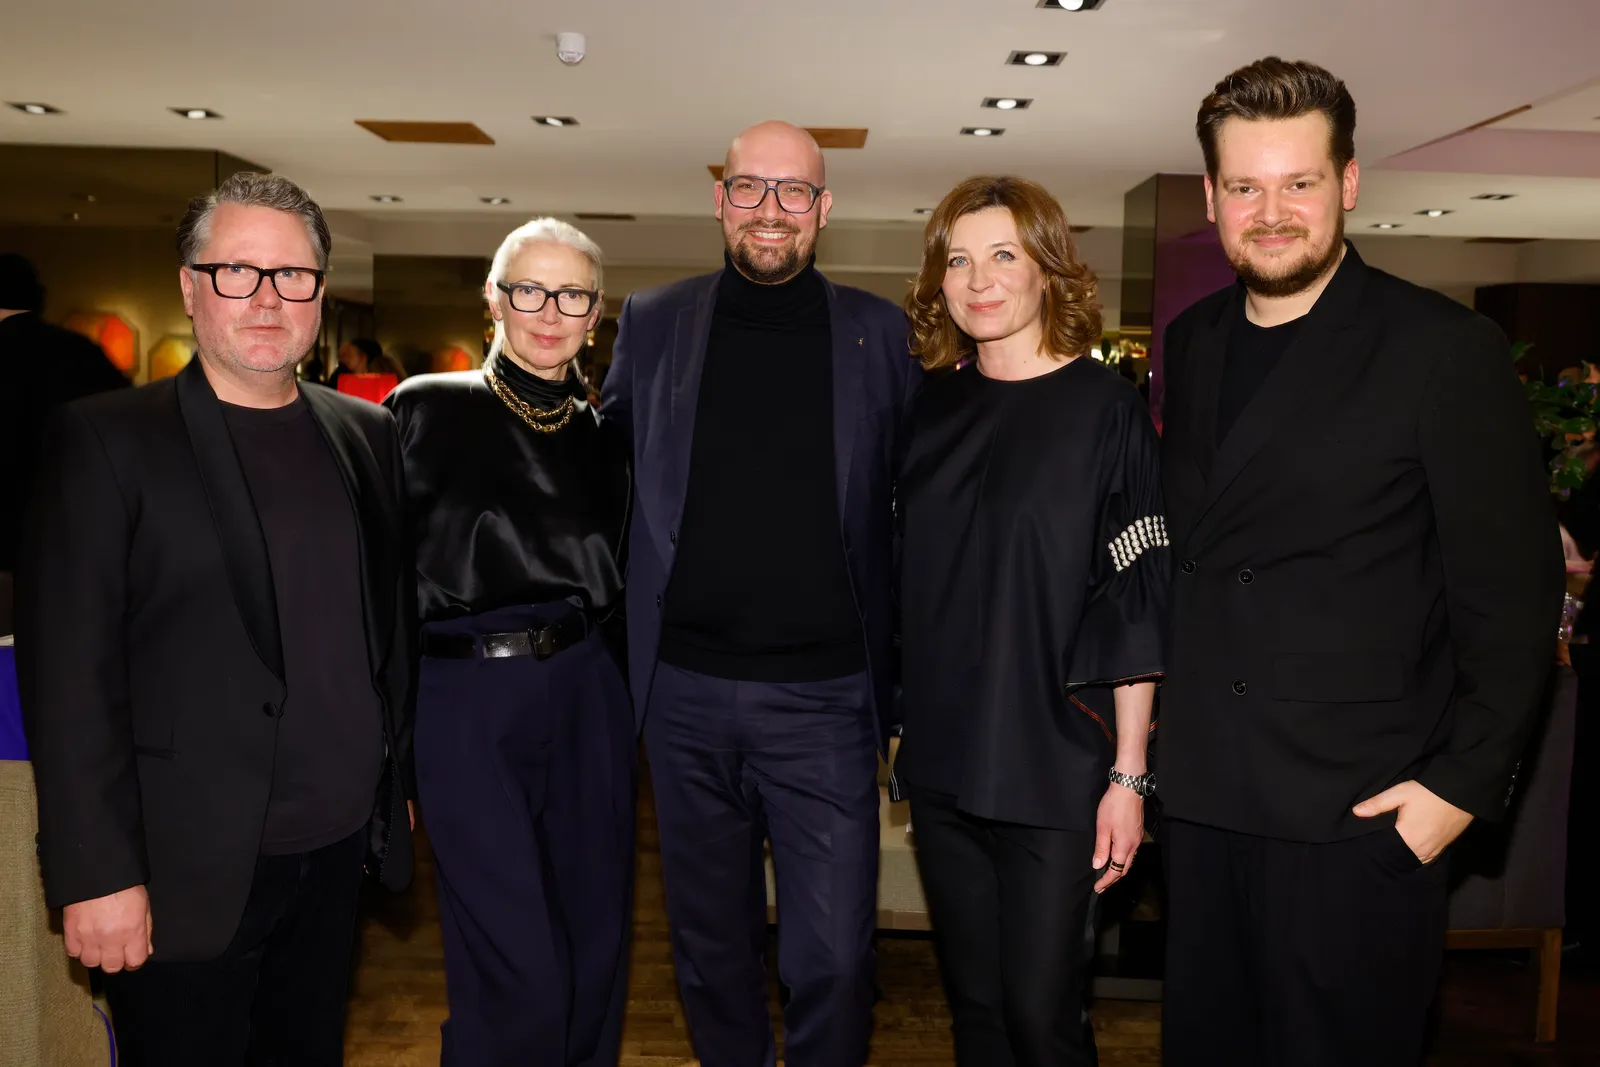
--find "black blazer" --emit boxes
[601,269,922,745]
[1158,245,1563,842]
[16,358,415,961]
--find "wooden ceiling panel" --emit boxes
[356,120,494,145]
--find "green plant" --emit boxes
[1518,341,1600,496]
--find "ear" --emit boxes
[1341,158,1360,212]
[588,290,605,333]
[817,188,833,231]
[714,180,727,222]
[1203,174,1217,225]
[484,279,504,323]
[180,266,197,317]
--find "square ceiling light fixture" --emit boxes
[1040,0,1107,8]
[1009,51,1065,66]
[8,101,63,115]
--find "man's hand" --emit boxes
[1093,783,1144,894]
[1353,780,1473,865]
[63,885,153,973]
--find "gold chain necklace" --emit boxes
[485,367,576,433]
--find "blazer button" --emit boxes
[1181,560,1197,574]
[1232,680,1248,696]
[669,530,677,545]
[262,701,278,718]
[655,594,663,608]
[1238,569,1254,585]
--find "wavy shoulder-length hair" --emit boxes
[906,175,1101,373]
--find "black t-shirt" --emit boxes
[659,258,866,682]
[1218,298,1302,445]
[222,393,383,855]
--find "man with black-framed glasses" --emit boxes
[17,171,415,1066]
[604,120,923,1067]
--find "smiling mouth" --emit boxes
[967,301,1004,312]
[746,229,796,242]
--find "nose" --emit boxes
[967,260,994,291]
[1257,188,1289,228]
[536,297,564,325]
[251,273,283,309]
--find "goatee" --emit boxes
[728,223,809,285]
[1231,215,1345,299]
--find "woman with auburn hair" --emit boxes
[896,175,1168,1066]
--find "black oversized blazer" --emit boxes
[1157,244,1564,842]
[16,357,415,961]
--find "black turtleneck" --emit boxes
[492,352,588,409]
[660,256,866,681]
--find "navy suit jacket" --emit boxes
[601,268,922,748]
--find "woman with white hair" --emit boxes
[384,218,633,1067]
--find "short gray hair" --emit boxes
[486,217,604,361]
[176,172,332,270]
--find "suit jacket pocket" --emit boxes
[1271,653,1405,703]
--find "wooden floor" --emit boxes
[346,757,1599,1066]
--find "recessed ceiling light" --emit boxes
[1472,193,1516,201]
[1042,0,1105,8]
[1370,222,1402,230]
[8,102,62,115]
[962,127,1005,137]
[170,107,222,120]
[533,116,578,127]
[1010,51,1065,67]
[480,196,511,205]
[1415,209,1453,218]
[984,97,1033,110]
[914,208,934,215]
[370,195,403,204]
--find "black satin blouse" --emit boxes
[383,357,629,623]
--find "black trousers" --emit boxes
[907,786,1100,1067]
[102,827,366,1067]
[417,604,636,1067]
[1162,817,1449,1067]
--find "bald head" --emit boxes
[725,121,826,187]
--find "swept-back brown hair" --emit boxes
[906,175,1100,373]
[1196,56,1356,180]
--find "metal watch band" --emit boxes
[1108,768,1156,798]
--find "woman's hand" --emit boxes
[1093,781,1144,893]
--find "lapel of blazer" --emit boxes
[665,271,720,539]
[823,275,865,517]
[300,384,389,678]
[1192,242,1372,538]
[174,357,284,683]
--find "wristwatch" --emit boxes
[1108,767,1156,798]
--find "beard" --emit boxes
[727,217,814,284]
[1228,213,1345,298]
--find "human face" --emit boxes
[1205,112,1359,298]
[179,203,324,378]
[715,123,832,285]
[337,341,368,372]
[487,240,601,380]
[941,207,1046,348]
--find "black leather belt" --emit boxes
[422,614,588,660]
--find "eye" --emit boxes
[514,285,539,298]
[275,268,303,281]
[1290,181,1311,191]
[947,255,968,268]
[995,250,1016,262]
[224,264,250,275]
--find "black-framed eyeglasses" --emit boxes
[189,262,325,302]
[495,281,598,316]
[722,175,825,214]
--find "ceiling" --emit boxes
[2,0,1599,239]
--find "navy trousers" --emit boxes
[416,605,636,1067]
[645,662,880,1067]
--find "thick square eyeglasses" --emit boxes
[722,175,824,214]
[495,281,598,316]
[189,262,325,302]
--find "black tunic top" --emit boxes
[897,356,1169,830]
[384,356,629,623]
